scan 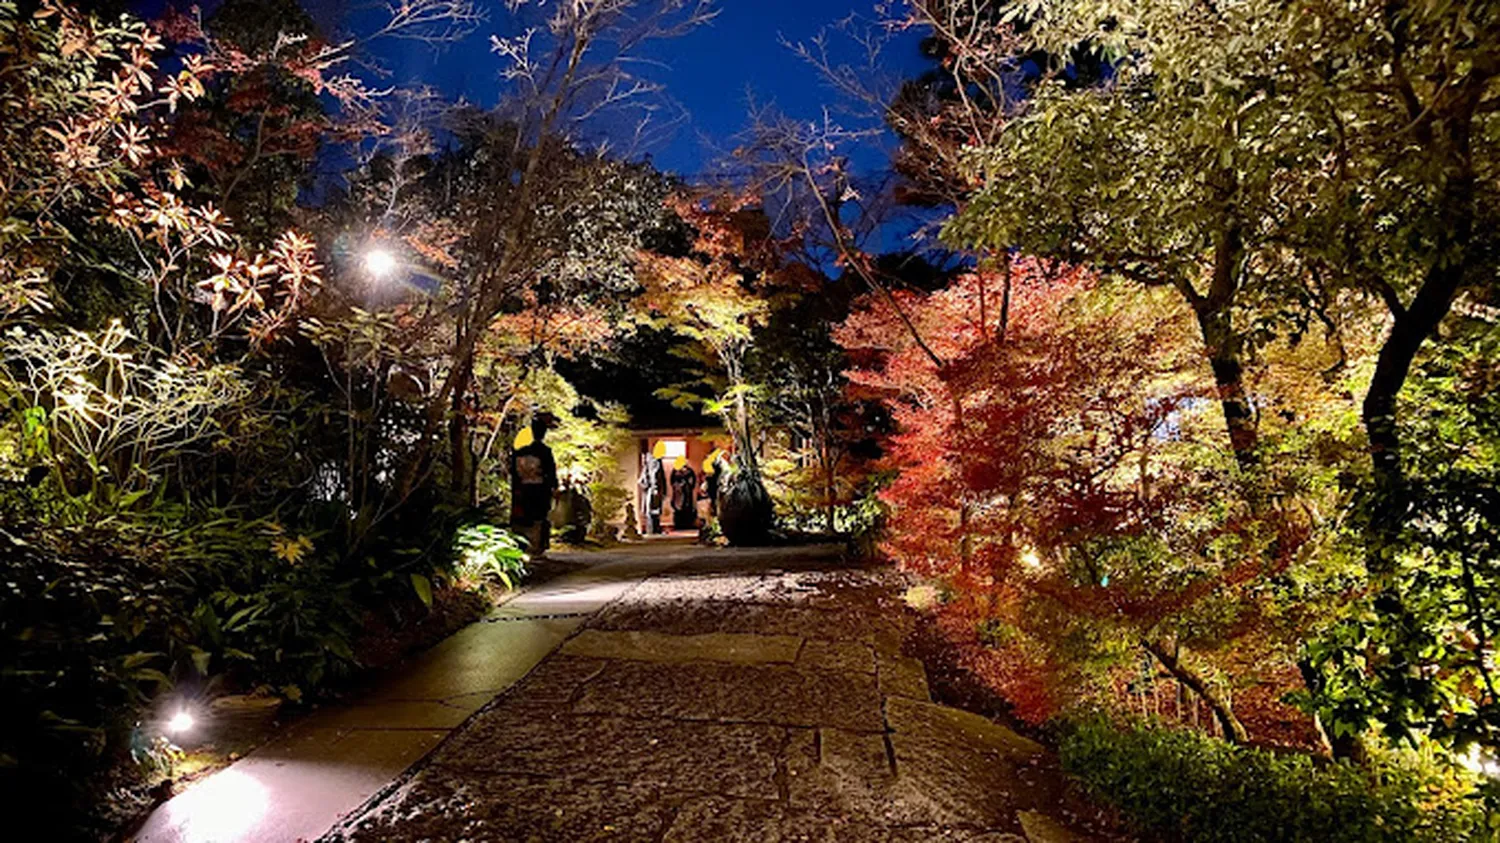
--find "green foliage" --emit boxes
[452,523,528,589]
[0,511,366,824]
[589,480,629,538]
[1305,319,1500,750]
[1,323,250,500]
[1060,718,1496,842]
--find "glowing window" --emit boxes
[659,440,688,460]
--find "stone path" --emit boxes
[322,544,1103,843]
[133,542,706,843]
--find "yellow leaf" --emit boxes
[271,535,312,564]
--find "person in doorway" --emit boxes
[638,449,667,534]
[703,443,729,517]
[670,458,699,531]
[510,413,558,556]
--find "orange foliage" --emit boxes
[840,257,1318,738]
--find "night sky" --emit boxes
[353,0,926,176]
[124,0,928,177]
[127,0,940,258]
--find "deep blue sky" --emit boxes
[134,0,928,177]
[364,0,926,176]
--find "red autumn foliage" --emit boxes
[838,257,1321,746]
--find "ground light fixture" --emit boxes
[166,709,196,737]
[364,246,398,279]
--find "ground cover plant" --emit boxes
[1060,718,1496,842]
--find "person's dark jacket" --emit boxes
[509,441,557,524]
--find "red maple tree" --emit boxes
[838,257,1319,744]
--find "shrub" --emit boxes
[1060,718,1496,842]
[589,480,629,539]
[452,524,528,589]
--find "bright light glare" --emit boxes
[170,767,270,841]
[1020,549,1042,571]
[1459,745,1500,778]
[167,710,196,735]
[364,248,398,278]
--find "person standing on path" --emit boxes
[639,447,667,534]
[510,413,559,556]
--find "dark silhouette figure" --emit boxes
[704,448,728,517]
[670,463,699,531]
[510,415,558,555]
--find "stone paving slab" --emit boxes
[662,797,1028,843]
[616,567,898,611]
[137,726,448,843]
[797,638,877,673]
[321,544,1116,843]
[784,725,1027,829]
[436,706,786,799]
[785,727,897,816]
[335,773,683,842]
[886,695,1045,760]
[1019,810,1077,843]
[561,629,804,665]
[502,654,608,703]
[592,600,897,642]
[489,580,634,618]
[572,660,886,731]
[369,616,585,702]
[877,651,932,700]
[296,698,483,731]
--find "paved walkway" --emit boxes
[321,544,1100,842]
[133,542,705,843]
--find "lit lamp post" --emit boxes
[361,243,448,299]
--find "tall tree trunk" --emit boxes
[1178,217,1260,477]
[1143,640,1249,744]
[1361,202,1474,563]
[448,364,474,496]
[1359,69,1481,561]
[1194,304,1259,473]
[825,455,837,534]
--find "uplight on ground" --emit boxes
[364,248,398,279]
[167,710,195,736]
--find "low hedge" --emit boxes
[1059,718,1497,842]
